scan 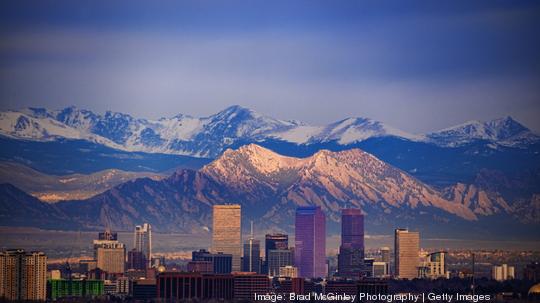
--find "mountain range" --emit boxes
[2,105,539,188]
[1,105,538,158]
[0,105,539,239]
[1,144,538,239]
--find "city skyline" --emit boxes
[1,0,539,300]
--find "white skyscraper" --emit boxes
[134,223,152,268]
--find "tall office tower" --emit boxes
[94,229,126,274]
[337,209,365,279]
[265,234,288,261]
[394,229,420,279]
[242,223,261,273]
[267,250,294,276]
[134,223,152,268]
[294,206,326,278]
[0,249,47,301]
[264,233,288,274]
[127,249,146,271]
[212,204,242,272]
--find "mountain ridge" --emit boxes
[2,144,537,238]
[1,106,537,158]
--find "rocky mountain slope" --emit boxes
[0,162,164,202]
[2,144,536,238]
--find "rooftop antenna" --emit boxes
[250,220,254,240]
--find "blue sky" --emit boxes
[1,0,539,132]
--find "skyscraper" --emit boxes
[294,206,326,278]
[212,205,242,271]
[134,223,152,268]
[0,249,47,301]
[337,209,365,279]
[242,222,261,273]
[94,229,126,274]
[394,229,420,280]
[264,234,288,261]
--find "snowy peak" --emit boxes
[0,106,537,157]
[320,117,421,144]
[428,116,539,147]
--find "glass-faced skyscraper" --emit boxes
[264,233,288,261]
[337,208,365,279]
[294,206,326,278]
[134,223,152,268]
[212,204,242,271]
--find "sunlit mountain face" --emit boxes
[1,144,538,240]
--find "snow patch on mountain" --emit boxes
[0,106,537,157]
[428,116,539,148]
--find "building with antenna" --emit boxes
[242,221,261,273]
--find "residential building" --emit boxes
[0,249,47,301]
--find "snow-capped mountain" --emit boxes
[0,106,538,158]
[427,116,539,147]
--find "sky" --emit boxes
[1,0,539,133]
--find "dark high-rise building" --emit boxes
[337,209,365,279]
[265,234,288,260]
[294,206,326,278]
[192,250,233,274]
[242,239,261,273]
[157,272,233,300]
[267,250,294,276]
[524,262,540,282]
[127,249,147,271]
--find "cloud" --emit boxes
[1,2,539,132]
